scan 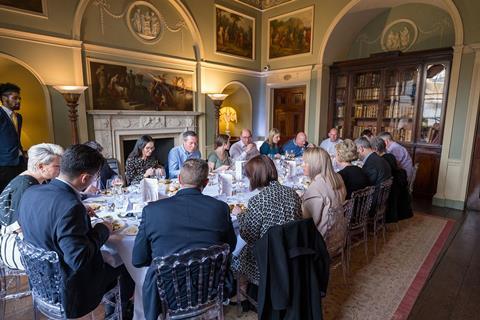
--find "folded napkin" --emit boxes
[235,160,246,180]
[141,178,159,203]
[218,173,233,196]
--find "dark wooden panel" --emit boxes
[466,106,480,210]
[413,147,441,198]
[273,86,306,145]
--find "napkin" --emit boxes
[287,160,297,178]
[235,160,246,180]
[218,173,233,196]
[141,178,159,203]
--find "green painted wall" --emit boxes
[348,4,454,59]
[454,0,480,44]
[449,52,474,159]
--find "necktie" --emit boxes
[10,112,19,133]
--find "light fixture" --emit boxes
[53,85,88,144]
[207,93,229,137]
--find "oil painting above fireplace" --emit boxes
[87,59,194,111]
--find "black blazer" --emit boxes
[0,107,22,166]
[18,179,110,318]
[132,187,237,320]
[362,152,392,186]
[254,218,330,320]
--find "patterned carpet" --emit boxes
[5,213,453,320]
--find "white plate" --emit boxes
[112,219,126,232]
[122,225,139,236]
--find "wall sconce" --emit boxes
[207,93,228,137]
[53,85,88,144]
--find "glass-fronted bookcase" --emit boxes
[328,48,452,198]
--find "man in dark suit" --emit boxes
[355,136,392,186]
[18,144,133,319]
[133,158,237,320]
[0,83,25,193]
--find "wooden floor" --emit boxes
[409,200,480,320]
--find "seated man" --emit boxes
[378,131,413,182]
[282,132,313,157]
[229,128,260,161]
[133,159,237,320]
[18,144,133,319]
[320,128,343,155]
[355,137,392,186]
[167,131,201,178]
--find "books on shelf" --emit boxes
[352,103,377,118]
[336,76,347,88]
[352,125,377,138]
[356,73,380,87]
[384,101,414,118]
[383,126,412,142]
[336,105,345,118]
[355,87,380,101]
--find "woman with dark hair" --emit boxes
[232,155,302,285]
[259,128,282,158]
[125,135,164,185]
[207,134,232,172]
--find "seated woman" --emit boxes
[259,128,282,158]
[335,139,371,199]
[302,147,347,237]
[370,137,413,222]
[233,155,302,285]
[207,134,232,172]
[0,143,63,270]
[125,135,164,185]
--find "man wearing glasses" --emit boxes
[229,128,260,161]
[0,83,24,193]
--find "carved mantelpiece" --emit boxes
[87,110,202,165]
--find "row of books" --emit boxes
[352,125,378,138]
[356,73,380,87]
[353,104,377,118]
[355,87,380,101]
[383,126,413,142]
[384,102,415,119]
[336,105,345,118]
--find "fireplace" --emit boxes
[88,110,202,174]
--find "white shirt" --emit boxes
[320,138,343,155]
[229,140,260,161]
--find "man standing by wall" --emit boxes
[0,83,24,193]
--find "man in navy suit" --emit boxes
[0,83,24,193]
[133,158,236,320]
[18,145,134,318]
[355,137,392,186]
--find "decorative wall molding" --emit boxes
[380,19,418,52]
[265,65,313,84]
[234,0,295,12]
[82,43,197,69]
[0,28,82,48]
[200,61,264,77]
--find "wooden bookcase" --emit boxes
[328,48,452,198]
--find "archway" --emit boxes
[220,81,253,138]
[0,54,53,149]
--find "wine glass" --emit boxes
[111,175,124,195]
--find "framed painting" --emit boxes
[0,0,47,17]
[87,59,194,111]
[215,5,255,60]
[268,6,313,60]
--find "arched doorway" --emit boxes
[0,55,53,149]
[220,81,253,139]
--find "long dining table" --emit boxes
[83,160,307,319]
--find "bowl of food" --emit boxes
[111,219,126,232]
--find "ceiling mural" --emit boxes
[235,0,295,11]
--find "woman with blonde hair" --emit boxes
[335,139,370,199]
[260,128,282,158]
[0,143,63,270]
[302,147,346,236]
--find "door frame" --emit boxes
[264,66,313,140]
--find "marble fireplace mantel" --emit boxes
[87,110,203,166]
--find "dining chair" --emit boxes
[153,243,230,320]
[324,199,354,284]
[346,186,375,269]
[0,260,31,320]
[371,178,394,255]
[16,239,122,320]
